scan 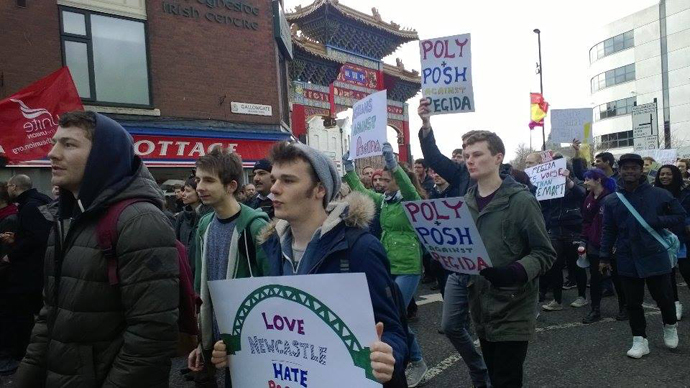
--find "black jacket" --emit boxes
[247,193,274,219]
[5,188,52,294]
[540,179,587,236]
[419,128,471,196]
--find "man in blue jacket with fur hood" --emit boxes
[210,141,408,386]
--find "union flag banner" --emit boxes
[0,67,83,164]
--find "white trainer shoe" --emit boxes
[542,300,563,311]
[664,324,679,349]
[570,297,589,308]
[676,301,683,321]
[627,336,650,359]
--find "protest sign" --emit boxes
[539,150,554,163]
[638,149,676,166]
[350,90,387,160]
[419,33,474,115]
[550,108,593,144]
[526,158,567,201]
[402,198,492,274]
[208,274,381,388]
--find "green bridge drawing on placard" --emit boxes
[220,284,375,382]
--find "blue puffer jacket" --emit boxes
[258,193,408,386]
[600,179,686,278]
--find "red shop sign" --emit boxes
[131,134,278,162]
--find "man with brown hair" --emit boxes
[187,147,270,387]
[16,111,180,387]
[419,99,555,387]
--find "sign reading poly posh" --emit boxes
[0,67,83,164]
[419,33,474,115]
[350,90,387,160]
[526,158,567,201]
[208,274,381,388]
[403,198,492,275]
[550,108,593,144]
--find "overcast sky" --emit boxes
[285,0,659,160]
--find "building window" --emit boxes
[596,130,634,149]
[595,97,636,121]
[589,30,634,63]
[60,8,151,106]
[590,64,635,93]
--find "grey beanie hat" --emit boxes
[292,142,341,204]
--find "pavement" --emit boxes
[2,277,689,387]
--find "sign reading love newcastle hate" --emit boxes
[419,33,474,115]
[350,89,388,160]
[403,198,492,275]
[208,274,381,388]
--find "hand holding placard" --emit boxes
[370,322,395,383]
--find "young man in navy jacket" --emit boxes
[210,141,408,386]
[600,153,685,358]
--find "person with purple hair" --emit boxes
[581,168,625,323]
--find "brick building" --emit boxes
[0,0,293,190]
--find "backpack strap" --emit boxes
[96,198,151,286]
[339,228,368,273]
[615,192,670,250]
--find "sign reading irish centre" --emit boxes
[350,90,387,160]
[0,67,83,164]
[403,198,492,275]
[208,274,382,388]
[419,33,475,115]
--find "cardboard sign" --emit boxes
[208,274,381,388]
[350,90,387,160]
[539,150,554,163]
[526,158,567,201]
[550,109,593,144]
[638,149,677,166]
[402,198,492,275]
[419,33,474,115]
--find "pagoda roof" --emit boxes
[286,0,418,59]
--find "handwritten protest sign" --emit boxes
[208,274,381,388]
[402,198,492,275]
[419,33,474,115]
[638,149,676,166]
[350,90,387,160]
[526,158,567,201]
[550,108,593,144]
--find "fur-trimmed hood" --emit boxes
[258,191,375,244]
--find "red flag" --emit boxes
[0,67,83,164]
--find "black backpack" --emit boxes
[341,228,411,388]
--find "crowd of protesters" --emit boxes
[0,101,687,388]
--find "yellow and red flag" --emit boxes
[529,93,549,130]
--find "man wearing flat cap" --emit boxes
[600,153,685,359]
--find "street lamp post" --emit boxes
[534,28,546,150]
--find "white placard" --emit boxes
[550,108,593,144]
[632,102,658,138]
[402,198,492,275]
[419,33,474,115]
[208,274,381,388]
[637,149,677,166]
[526,158,567,201]
[350,90,387,160]
[231,102,273,116]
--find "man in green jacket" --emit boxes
[187,148,269,388]
[463,130,556,387]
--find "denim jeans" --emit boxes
[441,273,490,387]
[394,274,423,362]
